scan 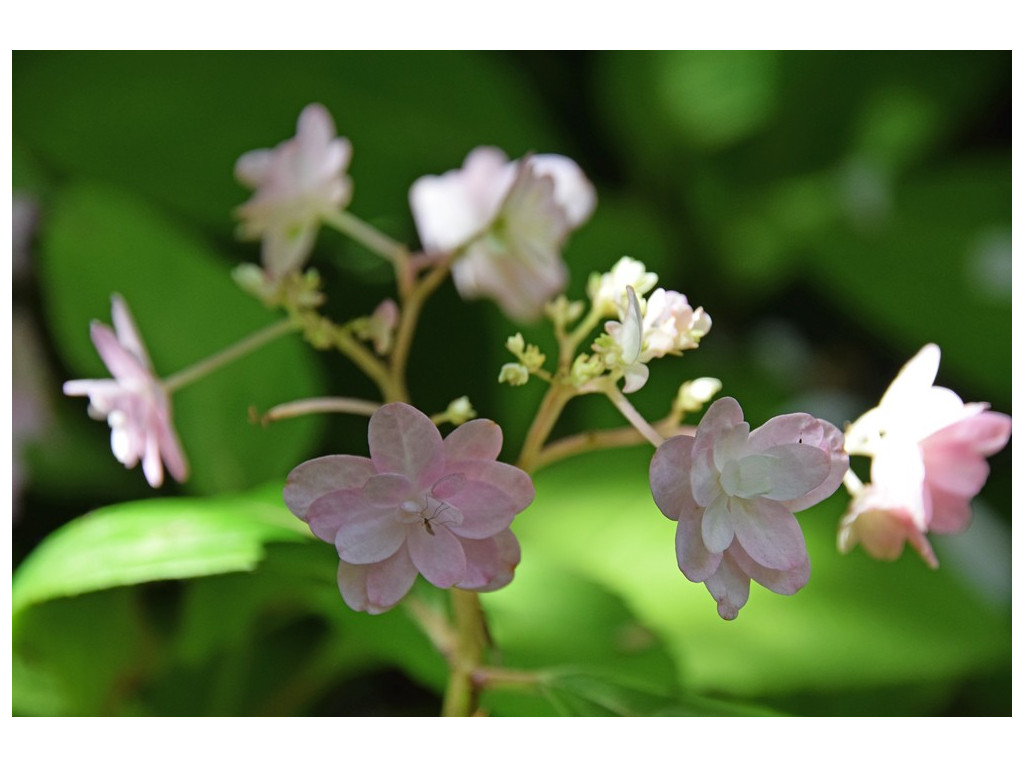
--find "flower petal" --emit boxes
[730,496,807,571]
[675,502,723,583]
[338,546,420,615]
[457,530,522,591]
[527,154,597,228]
[704,551,751,621]
[701,493,734,554]
[368,402,445,486]
[407,523,467,588]
[730,544,810,596]
[443,418,503,463]
[283,454,376,521]
[649,435,696,522]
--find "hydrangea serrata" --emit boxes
[409,146,596,321]
[63,294,188,488]
[235,103,353,279]
[650,397,847,619]
[839,344,1011,567]
[284,402,534,614]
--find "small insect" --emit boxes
[422,502,452,536]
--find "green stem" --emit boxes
[162,318,296,394]
[441,589,489,717]
[324,210,409,269]
[516,382,576,474]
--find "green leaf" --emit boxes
[12,484,310,618]
[40,181,323,493]
[538,669,778,717]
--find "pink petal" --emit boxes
[109,294,152,370]
[406,524,467,588]
[363,473,414,505]
[730,496,807,571]
[704,551,751,621]
[675,501,723,583]
[304,488,380,546]
[368,402,445,487]
[331,500,407,565]
[649,435,697,522]
[89,321,149,384]
[339,546,419,614]
[439,462,534,539]
[923,485,973,535]
[443,418,503,463]
[283,454,375,520]
[730,544,810,596]
[457,530,522,591]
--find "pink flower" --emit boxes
[409,146,596,321]
[839,344,1011,566]
[235,103,353,279]
[650,397,847,620]
[63,295,189,488]
[283,402,535,614]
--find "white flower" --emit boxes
[409,147,596,321]
[235,103,353,279]
[587,256,659,317]
[639,288,711,361]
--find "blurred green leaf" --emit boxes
[808,159,1011,402]
[40,181,323,493]
[12,484,309,617]
[520,446,1009,704]
[538,668,778,717]
[13,589,152,715]
[13,51,560,237]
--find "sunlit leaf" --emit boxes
[12,484,310,617]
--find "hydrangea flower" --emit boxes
[409,146,596,321]
[235,103,353,279]
[839,344,1011,567]
[63,295,189,488]
[650,397,847,619]
[283,402,535,614]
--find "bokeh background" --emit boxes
[12,51,1011,716]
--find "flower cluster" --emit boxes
[63,295,188,488]
[284,403,534,614]
[839,344,1011,567]
[650,397,847,619]
[59,102,1011,636]
[588,259,711,393]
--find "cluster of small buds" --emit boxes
[499,333,548,386]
